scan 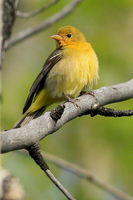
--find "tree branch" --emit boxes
[83,107,133,117]
[43,152,133,200]
[1,79,133,153]
[18,150,133,200]
[16,0,60,18]
[0,0,4,68]
[0,0,16,68]
[45,169,76,200]
[26,143,75,199]
[6,0,82,49]
[14,0,20,9]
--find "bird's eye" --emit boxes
[66,33,72,38]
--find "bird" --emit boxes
[14,25,99,173]
[15,25,99,127]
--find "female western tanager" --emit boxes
[14,26,99,180]
[16,25,99,127]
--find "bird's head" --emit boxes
[51,26,86,47]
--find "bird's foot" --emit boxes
[80,90,95,97]
[65,95,80,108]
[80,91,99,109]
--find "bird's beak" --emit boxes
[51,34,62,41]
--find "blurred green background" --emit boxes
[1,0,133,199]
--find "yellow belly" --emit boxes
[27,42,99,114]
[45,43,99,99]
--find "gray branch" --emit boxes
[45,169,76,200]
[1,79,133,153]
[0,0,16,68]
[6,0,82,49]
[16,0,60,18]
[43,152,133,200]
[0,0,4,68]
[19,150,133,200]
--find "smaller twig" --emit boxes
[14,0,20,9]
[43,152,133,200]
[16,0,60,18]
[6,0,82,49]
[19,147,75,199]
[27,143,75,199]
[18,150,133,200]
[45,169,76,200]
[83,107,133,117]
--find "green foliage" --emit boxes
[2,0,133,199]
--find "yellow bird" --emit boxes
[14,26,99,176]
[16,26,99,127]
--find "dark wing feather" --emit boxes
[23,48,63,114]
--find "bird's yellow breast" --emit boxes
[45,42,99,99]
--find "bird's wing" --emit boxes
[23,48,63,114]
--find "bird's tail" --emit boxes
[14,107,49,171]
[14,107,45,128]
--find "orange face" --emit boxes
[51,26,86,47]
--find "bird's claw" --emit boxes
[80,90,95,97]
[65,96,80,108]
[80,91,99,109]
